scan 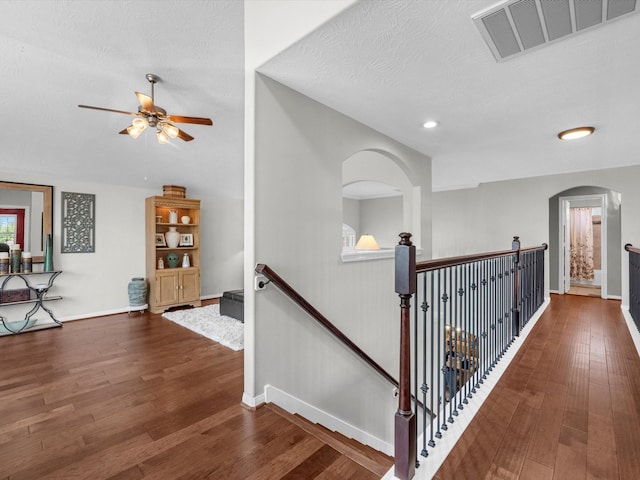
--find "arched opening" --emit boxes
[549,186,622,299]
[341,150,418,261]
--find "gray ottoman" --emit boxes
[220,289,244,322]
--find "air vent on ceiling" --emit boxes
[473,0,638,61]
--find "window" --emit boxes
[0,209,25,247]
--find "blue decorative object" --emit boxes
[166,252,180,268]
[127,278,148,307]
[44,234,54,272]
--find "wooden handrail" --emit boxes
[255,263,399,388]
[416,243,548,273]
[625,243,640,255]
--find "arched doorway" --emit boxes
[549,186,622,299]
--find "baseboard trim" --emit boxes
[57,296,223,323]
[264,384,393,456]
[382,297,551,479]
[201,293,223,300]
[59,307,134,322]
[242,392,265,409]
[621,306,640,358]
[607,295,622,300]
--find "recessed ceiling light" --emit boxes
[422,120,439,129]
[557,126,595,140]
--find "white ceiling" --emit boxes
[2,1,640,199]
[260,0,640,192]
[0,1,245,199]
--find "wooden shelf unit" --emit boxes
[146,196,201,314]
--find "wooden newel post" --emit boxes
[394,232,416,480]
[512,235,521,337]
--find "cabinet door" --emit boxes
[180,269,200,302]
[156,271,179,306]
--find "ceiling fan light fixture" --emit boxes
[557,126,595,140]
[156,129,170,144]
[78,73,212,143]
[126,124,144,139]
[161,123,179,139]
[132,117,149,129]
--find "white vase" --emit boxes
[165,227,180,248]
[168,210,178,224]
[182,253,190,268]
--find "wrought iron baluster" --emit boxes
[447,266,454,425]
[436,268,444,437]
[428,270,436,449]
[416,274,424,460]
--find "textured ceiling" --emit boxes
[260,0,640,192]
[0,0,244,199]
[2,1,640,199]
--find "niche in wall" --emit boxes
[342,180,403,250]
[342,150,415,261]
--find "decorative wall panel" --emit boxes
[61,192,95,253]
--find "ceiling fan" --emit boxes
[78,73,212,143]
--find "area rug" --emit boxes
[162,304,244,351]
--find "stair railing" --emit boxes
[394,233,547,480]
[625,243,640,329]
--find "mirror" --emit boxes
[0,181,53,263]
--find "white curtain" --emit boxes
[570,208,594,281]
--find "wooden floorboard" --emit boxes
[0,301,392,479]
[433,294,640,480]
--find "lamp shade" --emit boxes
[126,124,144,139]
[354,234,380,250]
[161,123,179,139]
[156,129,169,144]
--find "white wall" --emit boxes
[342,197,360,233]
[342,195,403,248]
[253,75,431,450]
[0,173,242,322]
[432,164,640,305]
[360,196,404,248]
[243,0,358,403]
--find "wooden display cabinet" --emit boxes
[146,196,201,314]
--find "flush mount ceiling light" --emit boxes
[422,120,439,129]
[557,126,595,140]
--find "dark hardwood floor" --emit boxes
[5,294,636,480]
[434,294,640,480]
[0,300,392,479]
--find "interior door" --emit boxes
[563,200,571,293]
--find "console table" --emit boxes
[0,271,62,335]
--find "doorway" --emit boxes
[559,194,606,298]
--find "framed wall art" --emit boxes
[179,233,193,247]
[155,233,167,247]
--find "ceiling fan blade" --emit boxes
[135,92,156,113]
[167,115,213,126]
[119,128,129,135]
[177,128,194,142]
[78,105,137,116]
